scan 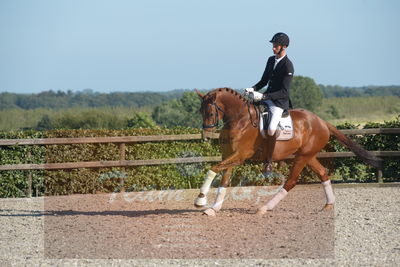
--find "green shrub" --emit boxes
[0,130,45,197]
[1,116,399,197]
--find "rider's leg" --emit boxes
[266,100,284,136]
[263,100,284,174]
[264,130,279,173]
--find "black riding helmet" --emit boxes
[269,32,289,47]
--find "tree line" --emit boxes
[2,82,399,111]
[0,76,398,131]
[319,85,400,98]
[0,89,185,110]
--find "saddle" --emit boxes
[257,104,294,141]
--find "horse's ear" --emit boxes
[194,89,204,99]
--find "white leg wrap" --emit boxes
[211,187,227,212]
[322,180,335,204]
[195,170,217,207]
[200,170,217,195]
[265,188,288,210]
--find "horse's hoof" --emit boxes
[203,208,216,216]
[321,203,334,211]
[256,206,268,216]
[194,197,207,208]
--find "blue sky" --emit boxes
[0,0,399,93]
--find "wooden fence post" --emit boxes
[377,169,383,183]
[26,150,32,197]
[119,143,126,192]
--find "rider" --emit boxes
[245,32,294,174]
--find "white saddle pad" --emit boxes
[259,112,294,140]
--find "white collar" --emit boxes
[275,54,286,63]
[273,54,286,70]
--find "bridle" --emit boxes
[202,101,224,129]
[202,94,259,130]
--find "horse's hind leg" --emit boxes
[203,167,233,216]
[257,155,311,215]
[307,157,335,210]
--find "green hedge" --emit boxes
[325,119,400,182]
[0,117,399,198]
[0,130,45,198]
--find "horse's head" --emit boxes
[195,89,224,140]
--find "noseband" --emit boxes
[202,101,224,129]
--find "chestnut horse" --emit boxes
[194,87,381,216]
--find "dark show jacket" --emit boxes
[252,55,294,110]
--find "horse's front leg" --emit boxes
[202,167,232,216]
[193,169,217,208]
[194,152,242,211]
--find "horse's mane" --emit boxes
[207,87,248,104]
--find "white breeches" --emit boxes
[265,100,284,136]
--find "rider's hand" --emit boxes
[244,88,254,93]
[252,91,263,101]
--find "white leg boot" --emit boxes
[194,170,217,207]
[322,180,335,204]
[322,180,335,210]
[203,187,227,216]
[257,188,288,215]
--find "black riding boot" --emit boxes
[263,130,279,175]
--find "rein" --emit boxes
[202,95,259,129]
[247,101,259,128]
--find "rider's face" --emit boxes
[272,43,283,55]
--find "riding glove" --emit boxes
[251,91,263,101]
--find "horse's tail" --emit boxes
[326,122,382,169]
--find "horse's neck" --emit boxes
[218,94,251,129]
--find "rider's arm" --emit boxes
[264,61,294,100]
[252,57,274,91]
[264,88,288,100]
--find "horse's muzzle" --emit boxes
[202,130,215,141]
